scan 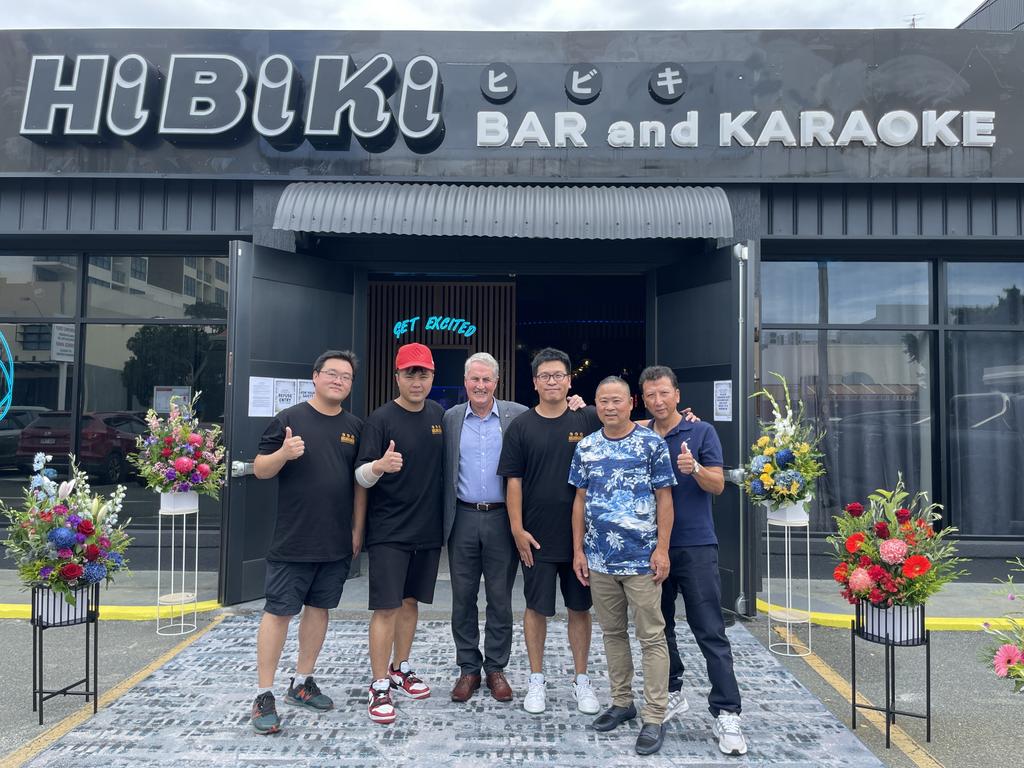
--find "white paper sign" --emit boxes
[50,324,75,362]
[714,380,733,422]
[248,376,274,418]
[297,380,315,402]
[273,379,298,414]
[153,385,192,413]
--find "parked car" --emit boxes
[16,411,148,484]
[0,406,49,467]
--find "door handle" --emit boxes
[231,460,255,478]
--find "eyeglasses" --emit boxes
[318,369,353,382]
[535,372,568,383]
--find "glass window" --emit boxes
[947,262,1024,326]
[130,257,147,280]
[86,255,228,320]
[0,255,78,317]
[81,324,226,527]
[761,262,819,324]
[947,331,1024,535]
[826,262,930,325]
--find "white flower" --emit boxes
[58,480,75,500]
[32,452,52,471]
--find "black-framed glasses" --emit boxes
[535,372,568,383]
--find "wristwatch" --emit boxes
[692,461,702,477]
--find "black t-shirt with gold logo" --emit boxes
[357,399,445,550]
[497,406,602,563]
[258,401,362,562]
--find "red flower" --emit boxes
[39,510,53,522]
[77,520,95,536]
[833,563,849,583]
[161,447,173,458]
[896,508,911,524]
[902,555,932,578]
[187,433,203,446]
[845,532,866,553]
[164,436,174,445]
[859,555,872,568]
[868,565,886,581]
[174,457,194,474]
[59,563,84,581]
[874,521,890,540]
[845,502,864,517]
[84,544,101,561]
[196,463,211,479]
[869,588,884,604]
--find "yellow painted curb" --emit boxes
[0,613,225,768]
[755,598,1016,632]
[0,600,221,621]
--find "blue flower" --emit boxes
[775,469,806,495]
[83,562,107,584]
[775,448,795,468]
[30,475,44,490]
[47,527,77,550]
[750,479,766,496]
[107,552,124,570]
[751,455,769,474]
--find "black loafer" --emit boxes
[592,703,637,732]
[635,722,665,755]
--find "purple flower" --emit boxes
[75,532,87,544]
[66,514,82,527]
[39,566,54,579]
[164,469,178,481]
[190,472,201,483]
[178,482,191,492]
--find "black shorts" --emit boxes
[264,557,352,616]
[522,560,592,617]
[368,545,442,610]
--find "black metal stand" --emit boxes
[850,603,931,748]
[31,583,100,725]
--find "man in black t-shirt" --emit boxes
[249,350,366,736]
[355,342,445,725]
[497,348,603,717]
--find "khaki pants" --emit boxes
[589,570,669,725]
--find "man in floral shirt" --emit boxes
[568,375,676,756]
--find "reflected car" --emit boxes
[0,406,49,467]
[16,411,148,484]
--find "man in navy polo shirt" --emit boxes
[639,365,747,757]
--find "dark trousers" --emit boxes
[661,544,742,716]
[448,504,519,675]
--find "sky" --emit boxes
[2,1,987,31]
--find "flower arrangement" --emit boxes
[828,476,965,607]
[129,392,226,496]
[2,453,132,603]
[742,372,825,510]
[982,558,1024,693]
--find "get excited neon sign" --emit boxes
[393,315,477,339]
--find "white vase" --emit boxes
[159,490,199,516]
[33,585,89,626]
[763,498,810,525]
[861,603,925,644]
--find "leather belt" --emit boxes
[458,500,506,511]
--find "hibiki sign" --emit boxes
[19,53,998,152]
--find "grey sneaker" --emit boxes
[713,712,748,756]
[250,691,281,734]
[284,676,334,711]
[665,690,690,719]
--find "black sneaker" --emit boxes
[284,676,334,711]
[251,691,281,734]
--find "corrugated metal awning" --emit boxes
[273,182,733,240]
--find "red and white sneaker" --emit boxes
[389,662,431,699]
[368,681,396,724]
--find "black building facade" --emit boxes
[0,28,1021,609]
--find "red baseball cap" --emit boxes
[395,343,435,371]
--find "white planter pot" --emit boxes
[33,585,88,627]
[861,603,925,644]
[764,498,810,526]
[159,490,199,516]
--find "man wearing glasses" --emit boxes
[497,348,603,716]
[250,350,366,735]
[355,343,445,724]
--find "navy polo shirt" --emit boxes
[657,417,724,548]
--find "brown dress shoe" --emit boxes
[450,672,481,702]
[486,671,513,702]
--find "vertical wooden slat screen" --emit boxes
[366,281,516,411]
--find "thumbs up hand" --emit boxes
[677,440,696,475]
[281,426,305,460]
[374,439,404,474]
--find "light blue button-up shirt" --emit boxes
[457,399,504,504]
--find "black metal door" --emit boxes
[220,242,356,605]
[652,241,756,617]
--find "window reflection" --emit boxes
[827,262,930,324]
[761,262,819,324]
[86,254,229,320]
[0,255,78,317]
[947,262,1024,326]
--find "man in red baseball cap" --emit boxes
[355,342,445,724]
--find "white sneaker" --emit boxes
[712,712,748,756]
[572,675,600,715]
[524,674,546,714]
[665,690,690,719]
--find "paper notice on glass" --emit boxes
[273,379,298,414]
[297,380,315,402]
[248,377,274,418]
[713,380,733,422]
